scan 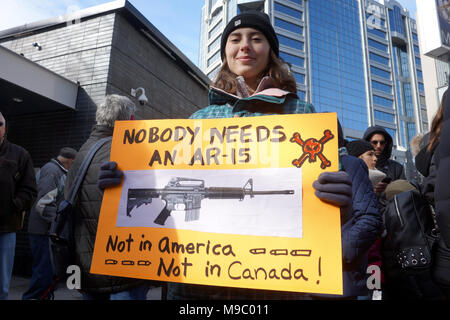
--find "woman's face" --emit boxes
[225,27,271,90]
[359,150,377,170]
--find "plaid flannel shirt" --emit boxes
[166,85,317,300]
[190,86,315,120]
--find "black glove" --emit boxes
[98,161,123,189]
[313,171,352,218]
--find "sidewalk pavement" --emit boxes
[8,275,163,300]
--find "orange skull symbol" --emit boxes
[290,130,334,169]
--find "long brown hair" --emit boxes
[212,50,298,95]
[428,90,447,152]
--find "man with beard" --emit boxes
[363,126,405,194]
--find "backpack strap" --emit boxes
[66,136,112,203]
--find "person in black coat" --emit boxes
[65,95,150,300]
[363,126,405,194]
[0,112,37,300]
[434,88,450,298]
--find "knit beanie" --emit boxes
[346,139,374,158]
[220,10,279,60]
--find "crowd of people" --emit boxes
[0,10,449,300]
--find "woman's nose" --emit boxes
[239,39,251,51]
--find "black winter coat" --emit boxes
[0,139,37,232]
[363,126,405,181]
[436,99,450,248]
[431,89,450,293]
[65,125,146,294]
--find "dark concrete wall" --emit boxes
[1,14,116,166]
[0,11,209,276]
[108,14,209,120]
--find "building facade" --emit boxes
[0,0,210,275]
[199,0,427,166]
[417,0,450,124]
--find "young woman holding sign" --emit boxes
[99,11,381,299]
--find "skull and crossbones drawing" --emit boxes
[290,130,334,169]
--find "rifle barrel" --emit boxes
[205,187,294,199]
[251,190,295,195]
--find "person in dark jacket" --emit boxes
[0,112,37,300]
[65,95,150,300]
[434,87,450,298]
[22,147,77,300]
[320,128,382,299]
[415,91,446,207]
[363,126,405,194]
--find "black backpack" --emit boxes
[384,188,439,273]
[49,136,112,279]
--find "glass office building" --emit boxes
[199,0,427,159]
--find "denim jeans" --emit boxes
[82,283,150,300]
[22,234,55,300]
[0,232,16,300]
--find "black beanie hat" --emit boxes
[346,139,374,158]
[220,10,279,60]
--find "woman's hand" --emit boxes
[313,171,352,218]
[97,161,123,189]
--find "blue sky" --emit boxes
[0,0,417,66]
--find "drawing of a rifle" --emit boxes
[126,177,294,226]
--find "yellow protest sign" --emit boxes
[91,113,343,295]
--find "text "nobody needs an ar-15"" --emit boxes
[126,177,295,226]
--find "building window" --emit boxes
[371,66,391,80]
[399,121,406,147]
[372,80,392,94]
[403,83,414,117]
[407,122,416,142]
[210,6,222,26]
[374,110,395,123]
[274,17,303,35]
[207,50,220,67]
[392,46,410,77]
[383,127,397,144]
[414,44,420,55]
[208,35,221,53]
[309,0,367,133]
[368,38,387,52]
[416,69,423,80]
[418,82,425,92]
[274,2,303,19]
[415,57,421,68]
[389,6,406,35]
[207,64,221,81]
[278,34,304,51]
[280,51,304,68]
[373,95,393,108]
[367,27,386,39]
[208,20,222,39]
[292,72,305,84]
[370,52,389,65]
[297,90,306,101]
